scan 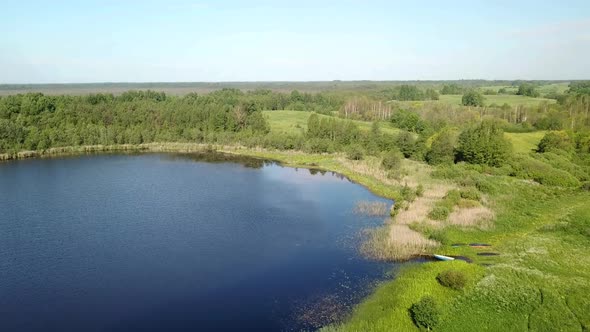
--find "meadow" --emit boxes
[439,94,556,107]
[263,110,400,136]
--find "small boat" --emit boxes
[433,254,455,261]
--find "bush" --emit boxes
[428,206,450,220]
[382,149,402,170]
[537,131,574,154]
[401,184,417,202]
[510,155,580,187]
[410,296,439,330]
[346,144,364,160]
[437,270,467,290]
[416,184,425,197]
[581,182,590,191]
[460,187,481,201]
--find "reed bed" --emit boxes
[354,201,390,217]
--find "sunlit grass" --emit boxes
[505,131,546,154]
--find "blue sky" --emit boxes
[1,0,589,83]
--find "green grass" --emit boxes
[505,131,546,154]
[327,169,590,331]
[439,94,556,107]
[262,110,400,135]
[476,83,569,97]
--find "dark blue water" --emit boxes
[0,153,392,331]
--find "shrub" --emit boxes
[346,144,364,160]
[475,176,498,194]
[537,131,574,154]
[510,155,580,187]
[382,149,402,170]
[437,270,467,290]
[429,206,450,220]
[460,187,481,201]
[416,184,425,197]
[410,296,439,330]
[581,182,590,191]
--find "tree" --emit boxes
[425,88,439,100]
[307,113,320,138]
[462,90,485,107]
[517,83,540,97]
[396,85,425,101]
[396,131,417,158]
[456,120,512,166]
[382,149,402,170]
[426,129,456,165]
[391,109,427,133]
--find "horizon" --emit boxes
[1,1,589,83]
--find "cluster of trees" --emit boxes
[0,90,276,153]
[382,85,439,101]
[440,84,464,95]
[516,83,540,97]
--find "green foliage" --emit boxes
[426,130,456,165]
[461,90,485,107]
[382,149,402,170]
[567,81,590,95]
[509,155,580,187]
[517,83,540,97]
[396,131,419,158]
[428,206,450,220]
[456,120,512,166]
[416,184,425,197]
[536,131,574,154]
[396,85,425,101]
[440,83,463,95]
[535,110,565,130]
[346,144,364,160]
[391,109,427,133]
[425,88,439,101]
[410,296,439,330]
[460,187,481,201]
[436,270,467,290]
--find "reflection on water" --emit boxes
[0,153,393,332]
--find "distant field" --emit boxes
[0,81,572,96]
[505,131,546,154]
[477,83,570,96]
[439,94,556,107]
[263,110,400,136]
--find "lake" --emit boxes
[0,153,393,331]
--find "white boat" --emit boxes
[433,254,455,261]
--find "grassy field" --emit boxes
[262,110,401,136]
[439,94,556,107]
[505,131,546,154]
[325,179,590,331]
[477,83,570,96]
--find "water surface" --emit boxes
[0,153,392,331]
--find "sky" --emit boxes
[1,0,589,83]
